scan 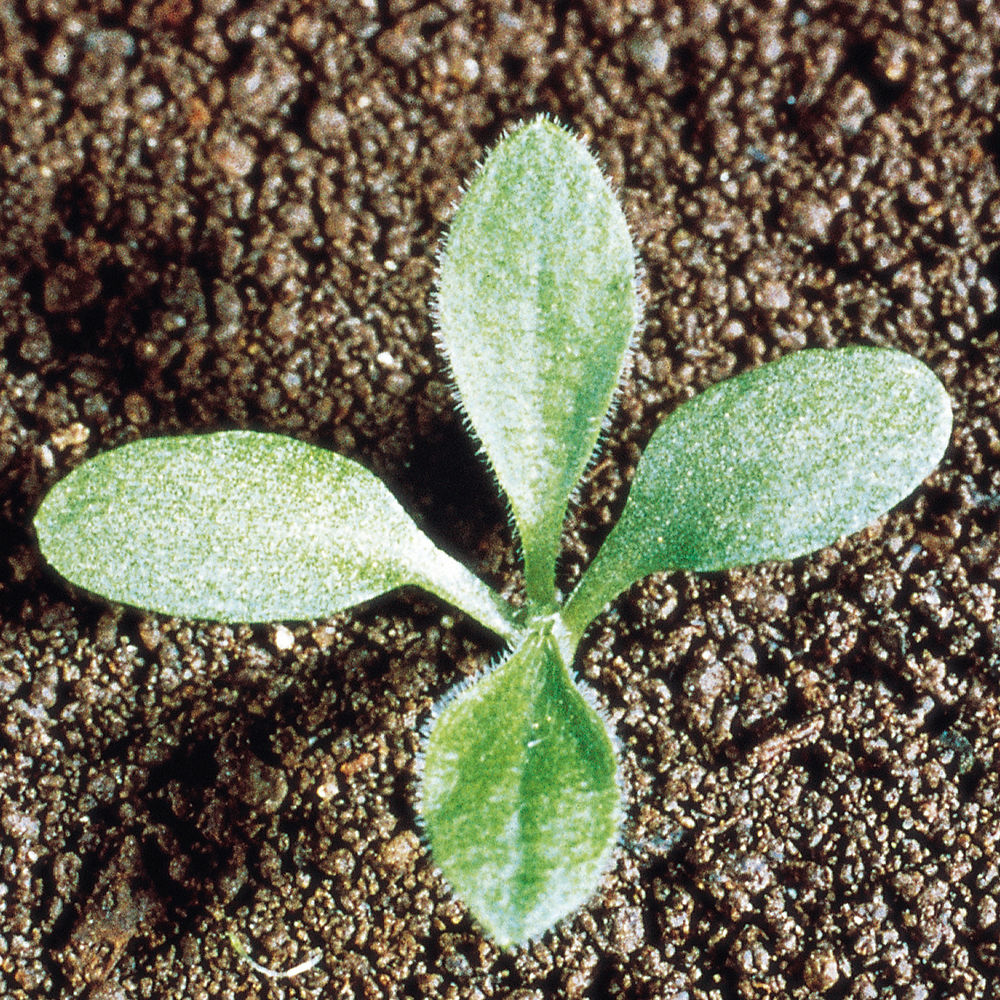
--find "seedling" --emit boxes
[228,932,322,980]
[34,118,952,947]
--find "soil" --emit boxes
[2,0,999,998]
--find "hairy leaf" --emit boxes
[35,431,516,635]
[419,620,620,946]
[564,347,952,637]
[436,117,639,604]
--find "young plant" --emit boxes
[34,118,952,947]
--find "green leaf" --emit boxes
[436,117,639,605]
[564,347,952,638]
[35,430,516,636]
[418,619,621,946]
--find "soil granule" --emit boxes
[2,1,1000,998]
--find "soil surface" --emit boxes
[2,1,1000,998]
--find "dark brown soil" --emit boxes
[2,1,999,997]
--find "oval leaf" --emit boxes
[564,347,952,636]
[35,430,515,635]
[436,117,639,604]
[418,622,621,946]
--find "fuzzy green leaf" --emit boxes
[564,347,952,637]
[35,431,516,635]
[419,620,620,946]
[436,117,639,605]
